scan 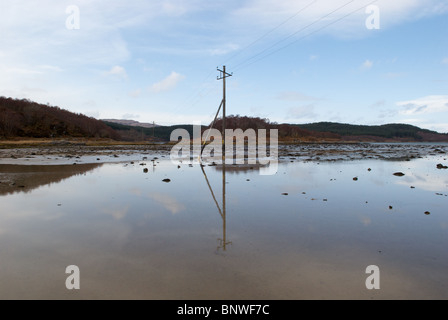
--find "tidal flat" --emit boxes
[0,143,447,299]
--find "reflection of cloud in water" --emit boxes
[360,216,372,226]
[395,173,448,192]
[149,193,185,214]
[129,188,142,197]
[102,206,130,220]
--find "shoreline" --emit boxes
[0,141,446,166]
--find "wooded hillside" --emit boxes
[0,97,119,139]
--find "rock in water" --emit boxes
[393,172,405,176]
[162,179,171,183]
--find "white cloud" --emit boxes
[209,43,240,56]
[442,58,448,65]
[361,59,373,70]
[38,65,63,72]
[384,72,405,79]
[276,91,319,101]
[105,65,128,80]
[370,99,386,108]
[150,72,185,93]
[397,95,448,115]
[129,89,142,98]
[287,104,318,120]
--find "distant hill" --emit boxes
[101,119,160,128]
[0,97,119,139]
[295,122,448,142]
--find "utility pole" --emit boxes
[217,66,232,158]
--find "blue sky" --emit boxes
[1,0,447,132]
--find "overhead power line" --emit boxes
[233,0,379,72]
[223,0,318,66]
[231,0,358,71]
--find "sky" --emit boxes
[1,0,447,132]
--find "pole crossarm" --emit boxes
[217,67,233,80]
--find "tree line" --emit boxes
[0,97,119,139]
[211,115,341,141]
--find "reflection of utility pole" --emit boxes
[217,66,232,160]
[218,161,231,251]
[200,162,231,252]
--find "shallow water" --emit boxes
[0,150,447,299]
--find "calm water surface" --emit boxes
[0,153,447,299]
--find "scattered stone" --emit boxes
[178,165,181,169]
[162,179,171,183]
[353,177,358,181]
[368,168,372,171]
[393,172,405,176]
[323,199,328,202]
[389,206,393,210]
[424,211,431,215]
[143,168,148,173]
[97,158,101,161]
[410,186,415,189]
[436,164,448,169]
[282,193,288,196]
